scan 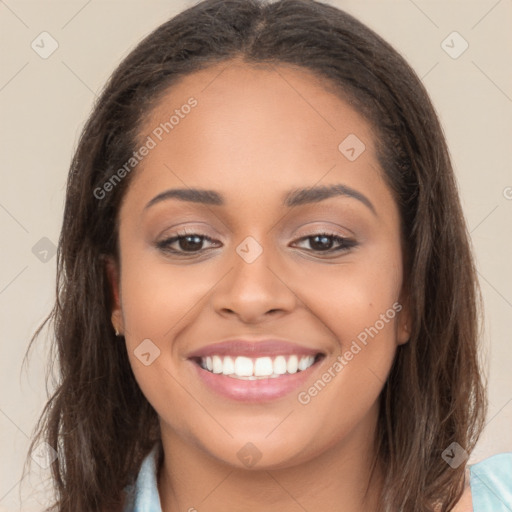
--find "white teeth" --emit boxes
[287,355,298,374]
[212,355,223,374]
[273,356,287,375]
[254,357,273,377]
[200,354,317,379]
[222,356,235,375]
[298,356,314,371]
[234,356,253,377]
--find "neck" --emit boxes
[157,406,384,512]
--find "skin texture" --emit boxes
[452,473,473,512]
[108,59,419,511]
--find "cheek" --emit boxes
[289,246,402,411]
[118,255,224,426]
[120,256,211,341]
[295,247,403,348]
[285,275,401,461]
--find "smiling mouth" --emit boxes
[193,354,324,380]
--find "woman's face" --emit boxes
[109,60,410,469]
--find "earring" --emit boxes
[112,313,122,337]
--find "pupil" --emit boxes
[180,235,202,251]
[311,235,332,251]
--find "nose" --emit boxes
[211,241,297,324]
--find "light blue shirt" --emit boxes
[122,443,512,511]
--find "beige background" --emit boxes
[1,0,511,510]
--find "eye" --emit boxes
[155,230,357,256]
[156,231,221,254]
[291,232,357,254]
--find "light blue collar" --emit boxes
[469,452,512,511]
[125,444,512,512]
[123,443,163,512]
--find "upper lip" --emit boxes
[186,338,323,359]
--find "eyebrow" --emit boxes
[144,184,376,215]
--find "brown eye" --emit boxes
[156,233,220,254]
[292,233,357,254]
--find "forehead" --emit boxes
[142,60,375,155]
[124,60,389,214]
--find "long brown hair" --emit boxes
[25,0,487,510]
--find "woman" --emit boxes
[27,0,512,510]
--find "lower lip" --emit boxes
[190,360,321,402]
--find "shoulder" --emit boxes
[468,452,512,512]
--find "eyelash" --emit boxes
[155,230,358,257]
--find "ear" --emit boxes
[105,256,124,335]
[395,289,411,346]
